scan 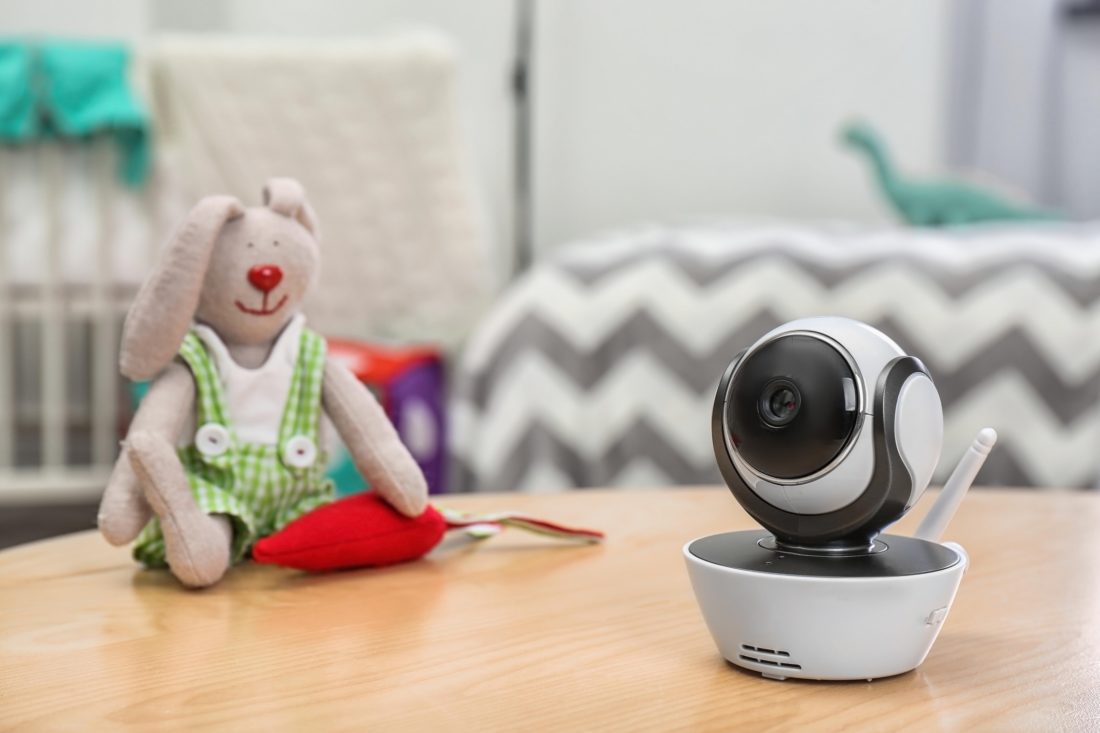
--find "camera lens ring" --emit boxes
[758,378,801,428]
[723,331,862,482]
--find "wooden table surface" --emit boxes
[2,488,1099,732]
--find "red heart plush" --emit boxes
[252,492,447,572]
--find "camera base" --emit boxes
[684,530,967,681]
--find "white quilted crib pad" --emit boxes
[150,33,492,346]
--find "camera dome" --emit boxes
[712,317,943,548]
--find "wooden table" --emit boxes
[2,488,1098,731]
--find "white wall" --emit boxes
[0,0,148,39]
[0,0,954,262]
[532,0,951,252]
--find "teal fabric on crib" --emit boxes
[0,39,150,186]
[0,46,35,139]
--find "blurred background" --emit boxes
[3,0,1100,547]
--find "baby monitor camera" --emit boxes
[685,317,996,681]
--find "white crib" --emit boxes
[0,140,159,503]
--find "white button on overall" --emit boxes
[283,435,317,468]
[195,423,230,457]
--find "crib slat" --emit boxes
[40,144,66,469]
[90,141,119,467]
[0,147,13,468]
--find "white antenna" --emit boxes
[914,428,998,542]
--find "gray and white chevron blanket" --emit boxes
[451,223,1100,492]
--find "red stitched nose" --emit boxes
[247,264,283,294]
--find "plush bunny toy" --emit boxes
[97,178,428,588]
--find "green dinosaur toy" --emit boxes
[840,122,1061,227]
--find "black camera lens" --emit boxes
[760,380,801,427]
[725,334,859,480]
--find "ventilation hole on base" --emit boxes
[741,655,779,666]
[741,644,790,657]
[739,654,801,670]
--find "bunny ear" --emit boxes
[263,177,320,241]
[119,195,244,381]
[296,199,321,242]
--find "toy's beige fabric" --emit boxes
[127,430,234,588]
[99,178,428,588]
[322,359,427,517]
[98,361,194,544]
[119,196,244,381]
[150,34,492,347]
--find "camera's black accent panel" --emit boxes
[725,335,858,480]
[714,354,929,545]
[688,530,960,578]
[839,356,929,546]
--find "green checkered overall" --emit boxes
[133,327,334,567]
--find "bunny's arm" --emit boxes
[321,359,429,517]
[98,361,196,545]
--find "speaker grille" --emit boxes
[740,644,801,670]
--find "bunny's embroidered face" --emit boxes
[196,206,319,346]
[119,178,322,381]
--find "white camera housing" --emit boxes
[685,316,994,681]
